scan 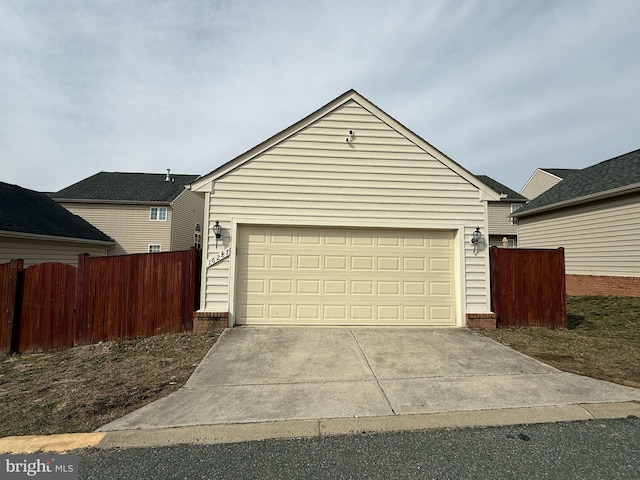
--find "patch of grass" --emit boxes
[482,296,640,388]
[0,332,220,438]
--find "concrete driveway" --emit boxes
[99,327,640,432]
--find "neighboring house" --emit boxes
[0,181,114,266]
[513,148,640,296]
[189,90,502,328]
[520,168,578,199]
[475,175,527,248]
[52,171,204,256]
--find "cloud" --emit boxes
[1,0,639,193]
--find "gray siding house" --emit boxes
[52,171,204,256]
[0,181,114,266]
[514,149,640,296]
[475,175,527,248]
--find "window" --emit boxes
[194,223,202,249]
[150,207,167,221]
[508,239,517,248]
[148,244,161,253]
[510,204,521,225]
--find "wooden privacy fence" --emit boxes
[0,248,201,354]
[490,247,567,328]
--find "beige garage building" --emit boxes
[190,90,501,327]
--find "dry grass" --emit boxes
[0,332,219,437]
[482,296,640,388]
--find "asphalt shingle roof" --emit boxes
[475,175,527,201]
[52,172,200,203]
[515,148,640,216]
[0,182,113,242]
[539,168,579,179]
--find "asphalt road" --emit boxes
[79,418,640,479]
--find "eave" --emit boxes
[53,198,172,206]
[0,230,115,246]
[512,182,640,218]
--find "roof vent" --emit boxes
[165,169,171,182]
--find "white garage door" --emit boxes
[236,225,456,326]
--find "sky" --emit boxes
[1,0,639,194]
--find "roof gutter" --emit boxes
[513,182,640,218]
[52,198,172,206]
[0,230,115,245]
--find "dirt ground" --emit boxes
[481,296,640,389]
[0,331,220,437]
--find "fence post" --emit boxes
[74,253,90,346]
[0,259,23,354]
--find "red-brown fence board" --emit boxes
[17,262,76,353]
[77,248,199,346]
[1,248,201,353]
[0,259,23,353]
[490,247,567,328]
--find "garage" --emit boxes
[236,225,456,326]
[190,90,499,328]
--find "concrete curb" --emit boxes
[2,402,638,454]
[0,433,105,454]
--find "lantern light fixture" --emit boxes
[213,220,222,248]
[471,226,481,245]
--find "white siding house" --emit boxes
[190,90,501,327]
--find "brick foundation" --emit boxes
[466,313,497,330]
[566,274,640,297]
[193,312,229,332]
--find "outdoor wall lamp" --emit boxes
[213,220,222,248]
[471,226,481,245]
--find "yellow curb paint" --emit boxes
[0,433,105,454]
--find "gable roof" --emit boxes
[514,148,640,218]
[475,175,527,201]
[189,89,501,201]
[0,182,113,243]
[52,172,200,204]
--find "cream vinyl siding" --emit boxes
[59,203,172,255]
[520,170,562,199]
[0,236,108,267]
[203,101,489,317]
[237,226,456,326]
[518,193,640,276]
[487,202,519,235]
[170,190,204,250]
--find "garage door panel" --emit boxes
[430,281,452,296]
[350,305,373,319]
[351,280,373,295]
[377,281,400,295]
[429,257,452,272]
[351,256,374,270]
[378,257,400,271]
[297,255,321,269]
[324,280,347,294]
[236,226,456,325]
[270,255,293,269]
[403,305,426,320]
[296,279,320,294]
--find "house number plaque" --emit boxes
[207,246,231,267]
